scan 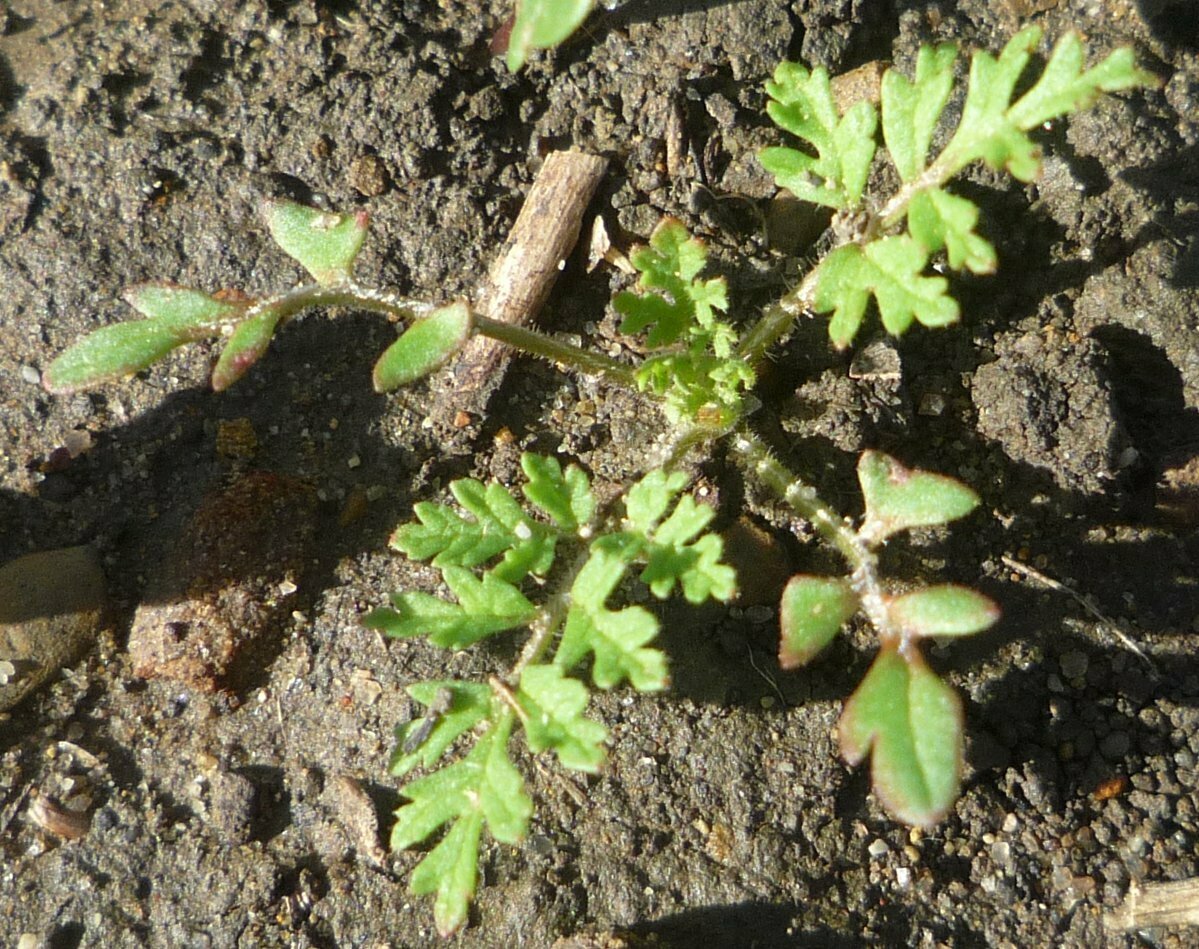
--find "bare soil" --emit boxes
[2,1,1199,946]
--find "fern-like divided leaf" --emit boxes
[557,534,668,691]
[943,27,1156,181]
[390,713,532,937]
[517,664,609,772]
[390,477,557,583]
[376,456,733,930]
[364,567,536,649]
[764,29,1153,347]
[390,681,492,778]
[614,219,753,425]
[759,60,878,209]
[815,238,958,348]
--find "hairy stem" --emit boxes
[243,281,639,387]
[728,428,894,638]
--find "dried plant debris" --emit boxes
[127,471,317,691]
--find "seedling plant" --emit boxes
[45,27,1152,935]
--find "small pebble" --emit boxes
[867,838,889,858]
[19,364,40,384]
[1060,649,1089,680]
[1100,730,1131,759]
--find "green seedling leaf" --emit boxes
[392,715,532,936]
[939,26,1043,180]
[838,644,963,826]
[941,28,1154,183]
[45,321,195,394]
[506,0,595,72]
[373,301,472,393]
[624,468,689,532]
[44,285,247,394]
[814,237,958,347]
[517,664,609,772]
[881,42,957,181]
[614,218,729,348]
[887,585,1000,640]
[857,451,980,545]
[390,681,493,777]
[264,199,368,285]
[211,308,283,391]
[614,218,752,424]
[392,478,556,583]
[557,535,667,691]
[907,188,997,275]
[521,453,595,534]
[779,576,859,669]
[364,566,536,650]
[1007,31,1159,135]
[641,498,736,604]
[759,60,878,209]
[620,468,736,604]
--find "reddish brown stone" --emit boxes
[128,471,317,691]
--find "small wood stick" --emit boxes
[1105,878,1199,931]
[439,150,608,421]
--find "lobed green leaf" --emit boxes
[940,26,1044,181]
[392,716,532,936]
[389,681,493,778]
[556,536,667,691]
[517,664,609,772]
[838,645,963,826]
[392,478,556,583]
[614,218,729,348]
[1007,31,1159,133]
[760,61,878,209]
[624,469,689,533]
[779,575,859,669]
[881,43,957,181]
[814,237,958,347]
[373,301,472,393]
[907,188,997,275]
[857,451,980,545]
[521,453,595,534]
[264,199,368,285]
[364,567,536,649]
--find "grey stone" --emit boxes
[0,546,105,711]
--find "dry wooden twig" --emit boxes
[1000,554,1157,673]
[1105,877,1199,931]
[438,149,608,423]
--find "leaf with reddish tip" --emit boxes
[839,644,963,826]
[264,199,369,285]
[372,302,472,393]
[211,309,284,391]
[887,585,999,639]
[779,575,858,668]
[857,451,979,545]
